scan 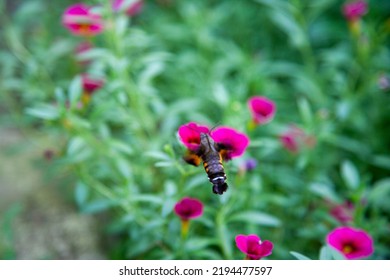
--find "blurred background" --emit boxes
[0,0,389,260]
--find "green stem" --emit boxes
[216,206,233,259]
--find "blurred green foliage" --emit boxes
[1,0,389,259]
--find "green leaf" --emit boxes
[368,178,390,212]
[74,182,89,207]
[54,87,66,105]
[212,82,229,108]
[290,251,311,260]
[68,75,82,105]
[341,160,360,190]
[129,195,163,205]
[254,0,293,11]
[370,155,390,170]
[66,137,92,162]
[229,211,281,227]
[110,140,133,155]
[25,104,60,120]
[81,199,116,214]
[115,157,132,180]
[269,9,306,48]
[297,97,313,127]
[309,182,339,202]
[319,245,332,260]
[329,247,345,260]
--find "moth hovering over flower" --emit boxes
[178,122,250,195]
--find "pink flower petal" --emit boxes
[178,122,210,151]
[343,0,368,21]
[248,96,276,125]
[62,3,104,36]
[211,127,249,160]
[235,234,274,260]
[326,226,374,259]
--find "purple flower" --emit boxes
[326,227,374,259]
[112,0,144,16]
[235,234,273,260]
[378,74,390,91]
[174,197,203,221]
[343,0,368,22]
[62,3,104,36]
[247,96,276,125]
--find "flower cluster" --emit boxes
[174,198,274,259]
[178,122,250,161]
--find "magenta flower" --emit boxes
[248,96,276,125]
[112,0,144,16]
[326,227,374,259]
[62,3,104,36]
[235,234,273,260]
[342,0,368,22]
[174,197,203,221]
[178,123,250,160]
[174,197,203,238]
[178,122,210,151]
[279,125,315,153]
[329,201,354,224]
[210,127,250,160]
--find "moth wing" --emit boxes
[183,150,202,166]
[216,143,230,161]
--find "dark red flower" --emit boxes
[235,234,273,260]
[174,197,203,221]
[81,74,105,95]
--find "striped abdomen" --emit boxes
[202,151,228,195]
